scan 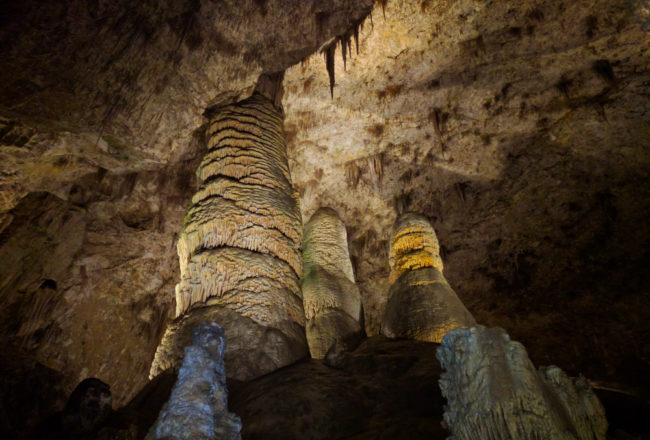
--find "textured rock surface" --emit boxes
[146,322,241,440]
[151,93,308,380]
[302,207,363,358]
[0,0,649,436]
[0,169,193,406]
[229,336,448,440]
[0,0,374,411]
[284,0,650,395]
[381,213,475,342]
[437,326,607,440]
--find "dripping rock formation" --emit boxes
[146,322,241,440]
[301,207,363,358]
[437,326,608,440]
[381,213,476,342]
[0,0,649,438]
[150,92,307,381]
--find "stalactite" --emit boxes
[437,326,608,440]
[380,213,475,342]
[323,42,336,98]
[321,16,367,97]
[301,208,362,358]
[150,92,307,381]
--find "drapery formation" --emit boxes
[381,212,475,342]
[150,92,307,380]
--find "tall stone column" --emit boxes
[380,212,475,342]
[150,88,307,381]
[301,208,363,358]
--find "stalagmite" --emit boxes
[146,323,242,440]
[301,208,363,358]
[437,326,608,440]
[150,82,307,380]
[380,212,475,342]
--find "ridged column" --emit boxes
[301,208,363,358]
[380,212,475,342]
[150,92,307,380]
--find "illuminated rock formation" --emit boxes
[150,90,307,380]
[380,213,475,342]
[301,208,363,358]
[437,326,608,440]
[146,323,242,440]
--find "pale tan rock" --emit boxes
[152,93,308,379]
[381,213,475,343]
[437,326,608,440]
[302,207,363,358]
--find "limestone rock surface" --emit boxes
[152,93,308,379]
[146,322,241,440]
[284,0,650,395]
[302,207,363,358]
[0,0,373,413]
[437,326,607,440]
[381,213,475,342]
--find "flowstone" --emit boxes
[301,208,363,358]
[381,213,475,342]
[437,326,607,440]
[146,322,241,440]
[151,91,307,380]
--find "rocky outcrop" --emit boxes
[381,213,475,342]
[301,207,363,358]
[150,92,307,380]
[146,322,241,440]
[437,326,607,440]
[33,378,112,440]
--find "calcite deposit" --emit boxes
[150,92,307,380]
[437,326,608,440]
[302,207,363,358]
[381,213,475,342]
[146,323,241,440]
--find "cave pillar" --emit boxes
[380,212,475,342]
[150,82,307,380]
[301,207,363,358]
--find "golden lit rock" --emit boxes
[381,213,475,343]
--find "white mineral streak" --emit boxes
[381,212,475,343]
[302,208,362,358]
[437,326,607,440]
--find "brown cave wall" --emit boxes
[284,0,650,391]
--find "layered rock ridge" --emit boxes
[381,213,475,342]
[150,92,307,380]
[301,207,363,358]
[437,326,608,440]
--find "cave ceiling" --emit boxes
[0,0,649,408]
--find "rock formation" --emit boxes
[146,322,241,440]
[381,213,475,342]
[150,90,307,380]
[437,326,608,440]
[301,207,363,358]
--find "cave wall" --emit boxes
[0,0,648,433]
[284,0,650,389]
[0,0,374,411]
